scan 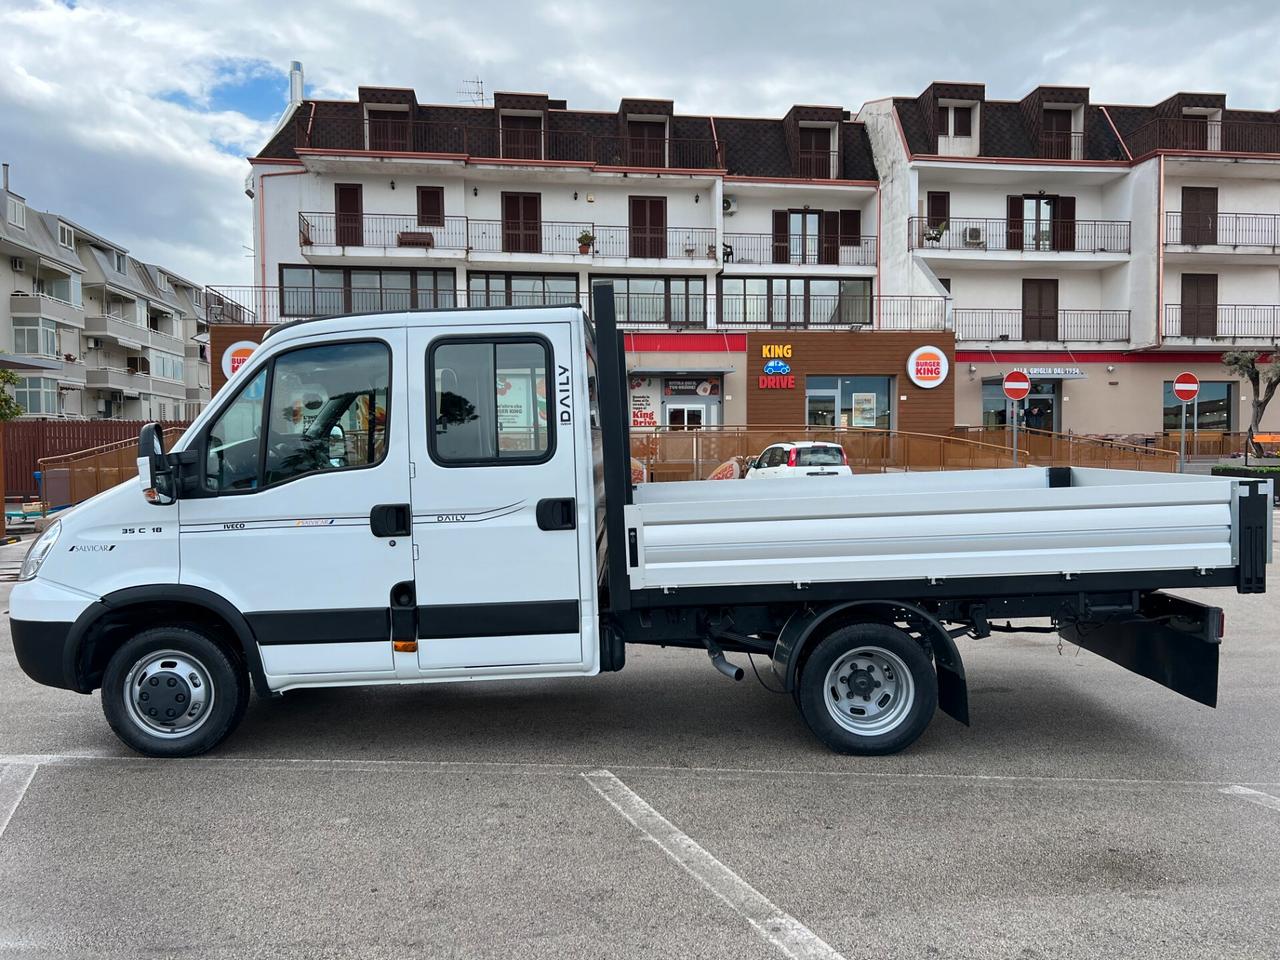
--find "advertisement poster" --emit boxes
[851,392,877,427]
[496,372,545,450]
[664,377,721,398]
[629,376,658,427]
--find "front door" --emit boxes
[1182,273,1219,337]
[409,320,587,671]
[1042,109,1073,158]
[1182,187,1218,244]
[502,193,541,254]
[335,184,363,247]
[179,331,412,684]
[627,121,665,167]
[1022,279,1059,340]
[629,196,667,258]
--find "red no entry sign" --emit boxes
[1173,372,1200,403]
[1003,370,1031,402]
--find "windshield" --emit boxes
[795,446,844,466]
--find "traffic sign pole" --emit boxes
[1013,400,1020,466]
[1180,401,1187,473]
[1001,371,1032,467]
[1172,372,1200,473]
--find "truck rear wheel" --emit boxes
[101,626,249,758]
[797,622,937,755]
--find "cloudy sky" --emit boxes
[3,0,1278,285]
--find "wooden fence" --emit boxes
[4,420,191,500]
[36,427,188,510]
[948,427,1180,471]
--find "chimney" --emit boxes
[289,61,304,107]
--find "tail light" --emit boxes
[840,447,848,465]
[787,448,798,467]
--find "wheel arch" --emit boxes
[65,585,272,699]
[773,599,969,726]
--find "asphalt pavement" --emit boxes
[1,535,1278,959]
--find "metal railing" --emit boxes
[463,219,590,256]
[796,149,839,179]
[723,233,877,266]
[300,212,469,249]
[717,294,947,331]
[37,426,187,509]
[1163,304,1280,340]
[954,309,1130,342]
[1165,211,1280,247]
[948,427,1177,471]
[591,225,717,260]
[1125,118,1280,156]
[908,216,1131,253]
[1038,131,1085,160]
[295,116,724,169]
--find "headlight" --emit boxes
[19,520,61,581]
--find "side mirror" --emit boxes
[328,424,348,467]
[138,423,176,505]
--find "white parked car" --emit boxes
[746,441,853,479]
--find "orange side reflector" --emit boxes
[393,640,418,654]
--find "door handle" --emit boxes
[370,503,412,537]
[536,497,576,531]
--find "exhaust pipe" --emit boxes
[703,637,744,681]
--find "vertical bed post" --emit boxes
[592,283,634,612]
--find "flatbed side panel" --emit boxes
[1058,592,1222,707]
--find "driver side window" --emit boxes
[203,340,391,493]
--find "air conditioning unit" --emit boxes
[722,195,738,216]
[962,226,984,248]
[96,398,106,413]
[11,257,24,273]
[86,337,104,349]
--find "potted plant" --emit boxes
[577,229,595,255]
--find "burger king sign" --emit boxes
[906,345,949,389]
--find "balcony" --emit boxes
[1038,131,1085,160]
[954,309,1130,342]
[87,367,151,394]
[1165,212,1280,254]
[723,233,877,267]
[294,117,723,169]
[1163,304,1280,342]
[796,149,838,179]
[300,212,468,251]
[1125,118,1280,157]
[718,295,947,331]
[84,314,147,348]
[9,292,85,328]
[148,326,185,351]
[909,217,1130,254]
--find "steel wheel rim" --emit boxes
[122,649,215,739]
[823,645,915,737]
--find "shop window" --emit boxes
[469,272,576,308]
[805,375,892,429]
[1163,380,1232,432]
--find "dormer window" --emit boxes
[114,251,127,273]
[6,196,25,229]
[58,223,74,248]
[936,102,979,157]
[500,113,543,160]
[938,105,972,139]
[1179,108,1222,150]
[366,107,410,152]
[798,126,835,178]
[626,119,666,167]
[157,272,171,292]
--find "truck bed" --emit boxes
[623,467,1269,592]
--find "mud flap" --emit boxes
[1057,592,1222,707]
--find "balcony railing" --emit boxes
[954,308,1131,342]
[718,295,947,331]
[205,285,948,332]
[796,149,838,179]
[723,233,877,266]
[9,292,85,326]
[84,314,148,347]
[298,212,716,260]
[1163,304,1280,340]
[86,367,151,392]
[1165,211,1280,247]
[908,217,1131,253]
[294,116,724,169]
[300,212,469,250]
[1038,130,1085,160]
[1125,118,1280,157]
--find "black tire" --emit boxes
[101,626,249,758]
[796,622,938,756]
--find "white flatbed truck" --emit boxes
[9,286,1273,756]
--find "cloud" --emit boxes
[1,0,1277,286]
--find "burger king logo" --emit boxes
[221,340,261,381]
[906,345,948,389]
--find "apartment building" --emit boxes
[860,83,1280,439]
[0,165,212,420]
[230,66,1280,438]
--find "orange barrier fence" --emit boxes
[948,427,1179,471]
[37,427,187,510]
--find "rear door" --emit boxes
[335,184,363,247]
[408,317,589,671]
[1182,273,1219,337]
[1022,279,1059,341]
[1182,187,1218,244]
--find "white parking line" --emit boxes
[584,769,845,960]
[1220,784,1280,812]
[0,764,38,839]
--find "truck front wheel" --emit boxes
[101,626,249,758]
[797,622,937,755]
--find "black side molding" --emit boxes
[418,600,580,639]
[1237,481,1268,594]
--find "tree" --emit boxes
[0,366,25,421]
[1222,349,1280,456]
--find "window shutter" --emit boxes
[936,105,949,138]
[953,106,972,137]
[417,187,444,227]
[1052,195,1076,252]
[1006,195,1024,251]
[839,210,861,246]
[819,210,839,265]
[772,210,789,265]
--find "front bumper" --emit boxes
[11,618,77,690]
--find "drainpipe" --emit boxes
[2,162,8,191]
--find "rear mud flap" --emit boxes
[1057,592,1222,707]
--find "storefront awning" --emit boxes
[627,365,735,376]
